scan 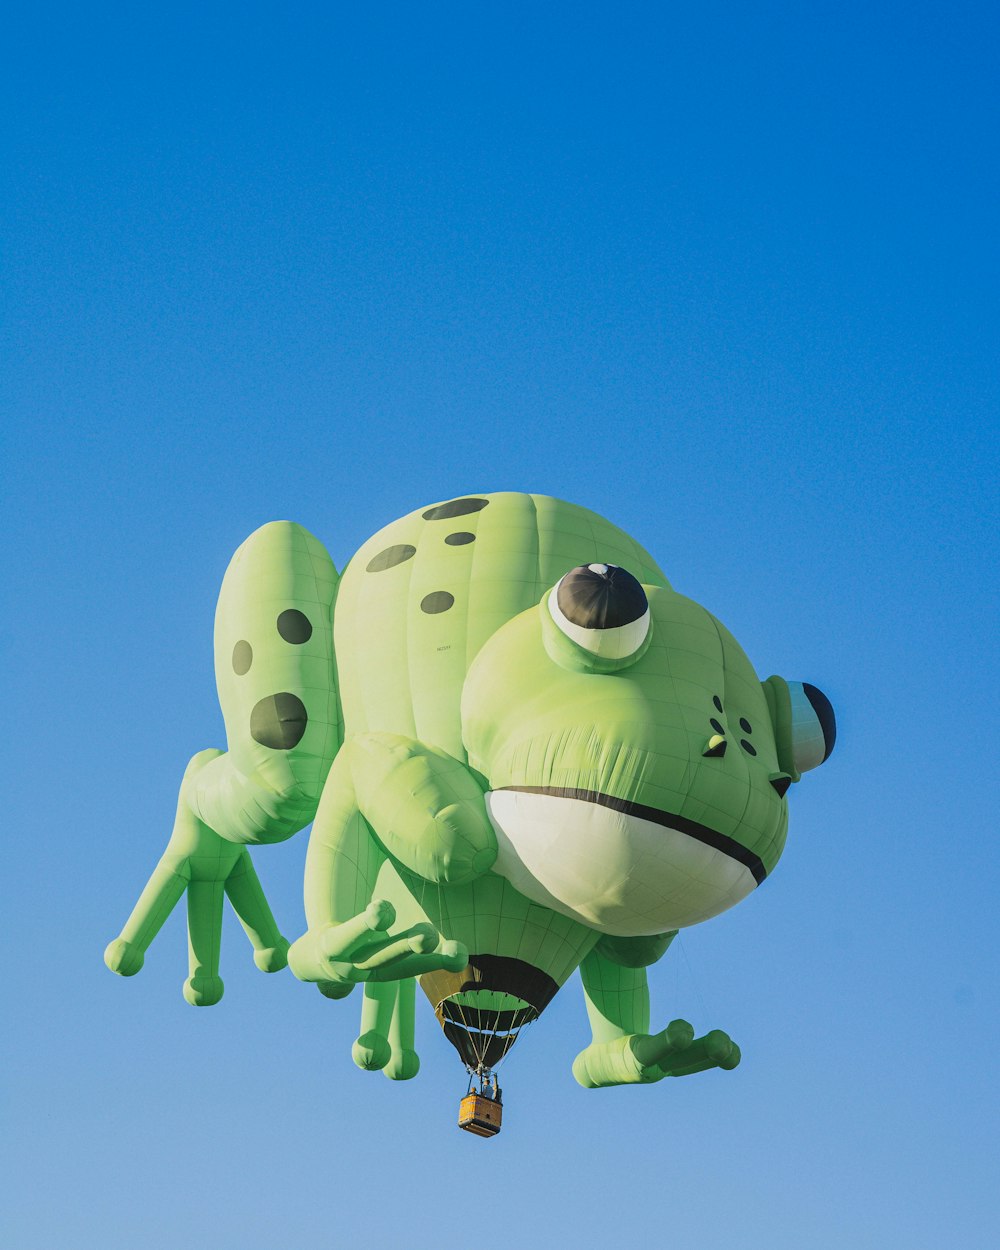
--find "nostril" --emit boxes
[769,773,792,798]
[703,734,727,758]
[250,692,308,750]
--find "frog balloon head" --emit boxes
[462,562,835,938]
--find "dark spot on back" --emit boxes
[277,609,312,644]
[422,498,489,521]
[445,532,476,546]
[740,739,757,756]
[740,718,752,733]
[710,717,725,736]
[367,544,417,572]
[421,591,455,614]
[713,695,724,712]
[232,641,253,675]
[250,693,308,750]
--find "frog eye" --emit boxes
[788,681,836,773]
[762,676,837,780]
[547,564,651,661]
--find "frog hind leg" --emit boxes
[224,849,289,972]
[104,854,191,977]
[384,977,419,1081]
[349,976,421,1078]
[184,877,226,1005]
[352,981,397,1071]
[105,755,220,979]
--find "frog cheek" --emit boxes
[249,693,309,750]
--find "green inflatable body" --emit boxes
[106,493,835,1091]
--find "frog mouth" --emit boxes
[485,786,766,937]
[497,786,767,884]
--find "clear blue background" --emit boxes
[4,3,997,1247]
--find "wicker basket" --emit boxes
[458,1093,503,1137]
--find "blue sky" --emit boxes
[3,3,998,1247]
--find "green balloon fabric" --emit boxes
[107,493,836,1092]
[193,520,340,844]
[105,521,339,1004]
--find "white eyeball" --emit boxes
[548,564,650,660]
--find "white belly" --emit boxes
[485,789,757,936]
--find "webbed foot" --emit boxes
[573,1020,740,1088]
[655,1028,741,1078]
[288,900,468,991]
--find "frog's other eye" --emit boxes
[762,675,837,781]
[548,564,651,661]
[788,682,836,772]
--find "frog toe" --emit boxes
[383,1048,420,1081]
[365,899,396,932]
[352,1030,392,1071]
[253,937,290,973]
[317,978,355,1000]
[183,974,225,1006]
[655,1028,741,1077]
[104,938,144,977]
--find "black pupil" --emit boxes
[557,565,647,629]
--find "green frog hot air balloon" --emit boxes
[106,493,836,1134]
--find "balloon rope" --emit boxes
[676,933,711,1027]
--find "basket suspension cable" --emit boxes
[450,991,484,1074]
[489,996,503,1065]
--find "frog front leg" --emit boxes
[572,936,741,1087]
[289,732,497,990]
[348,732,498,883]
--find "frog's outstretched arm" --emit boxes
[288,732,496,990]
[105,522,340,1003]
[572,935,741,1087]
